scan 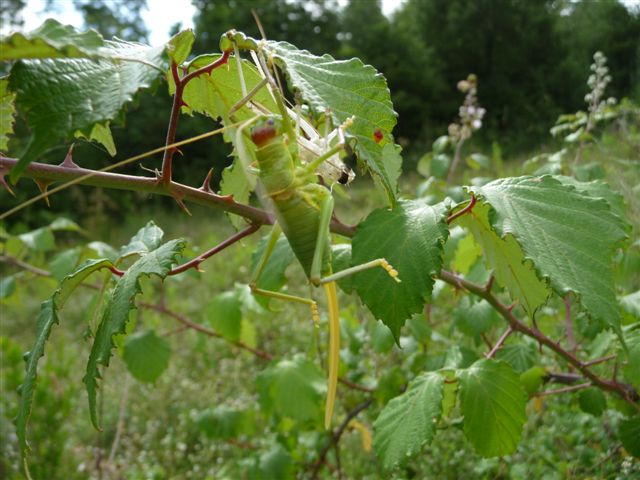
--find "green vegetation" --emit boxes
[1,4,639,479]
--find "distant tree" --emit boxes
[191,0,341,56]
[556,0,640,105]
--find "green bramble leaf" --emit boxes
[256,355,325,423]
[207,290,242,342]
[249,233,295,308]
[8,39,164,181]
[196,406,255,439]
[578,388,607,417]
[495,341,538,373]
[119,221,164,259]
[265,41,400,206]
[18,227,55,252]
[468,175,629,334]
[622,325,640,389]
[457,201,551,316]
[458,359,527,457]
[619,415,640,458]
[169,53,276,123]
[123,330,171,383]
[0,19,105,61]
[16,259,113,473]
[373,371,444,470]
[166,29,195,65]
[0,78,16,149]
[352,200,449,340]
[84,239,185,429]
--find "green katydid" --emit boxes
[226,36,401,428]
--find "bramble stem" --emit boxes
[160,52,231,185]
[485,326,513,358]
[535,382,592,397]
[447,194,476,224]
[438,269,639,409]
[0,157,358,237]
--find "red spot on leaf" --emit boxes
[373,129,383,144]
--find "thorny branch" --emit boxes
[438,269,639,410]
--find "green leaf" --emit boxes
[330,243,354,294]
[252,444,294,480]
[432,135,449,154]
[620,291,640,323]
[48,217,82,232]
[371,320,396,354]
[555,175,626,219]
[207,290,242,342]
[622,326,640,389]
[18,227,55,252]
[219,160,257,229]
[468,176,628,333]
[466,153,490,170]
[84,239,185,429]
[458,359,527,457]
[0,78,16,149]
[0,19,105,61]
[495,342,538,373]
[119,221,164,258]
[457,201,550,316]
[250,232,295,294]
[0,275,16,299]
[48,247,81,281]
[16,259,113,468]
[166,29,194,65]
[266,41,400,205]
[123,330,171,383]
[256,356,325,423]
[373,371,444,470]
[619,415,640,458]
[8,39,164,181]
[453,298,500,338]
[196,406,254,439]
[451,233,482,275]
[431,153,451,180]
[578,388,607,417]
[519,366,546,396]
[172,53,276,122]
[351,200,449,340]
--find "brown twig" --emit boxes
[446,194,476,224]
[311,399,373,479]
[0,156,354,237]
[485,326,513,358]
[139,301,273,361]
[161,52,231,185]
[535,382,592,397]
[0,255,51,277]
[438,269,639,409]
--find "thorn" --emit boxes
[506,299,520,312]
[34,179,53,206]
[200,168,214,193]
[483,275,495,293]
[59,144,80,168]
[172,193,192,216]
[0,164,15,196]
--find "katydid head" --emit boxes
[250,116,284,148]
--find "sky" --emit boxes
[2,0,406,45]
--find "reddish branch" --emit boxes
[485,326,513,359]
[0,156,355,237]
[536,382,592,397]
[160,52,230,185]
[138,301,274,360]
[438,269,639,409]
[108,223,261,277]
[446,194,476,224]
